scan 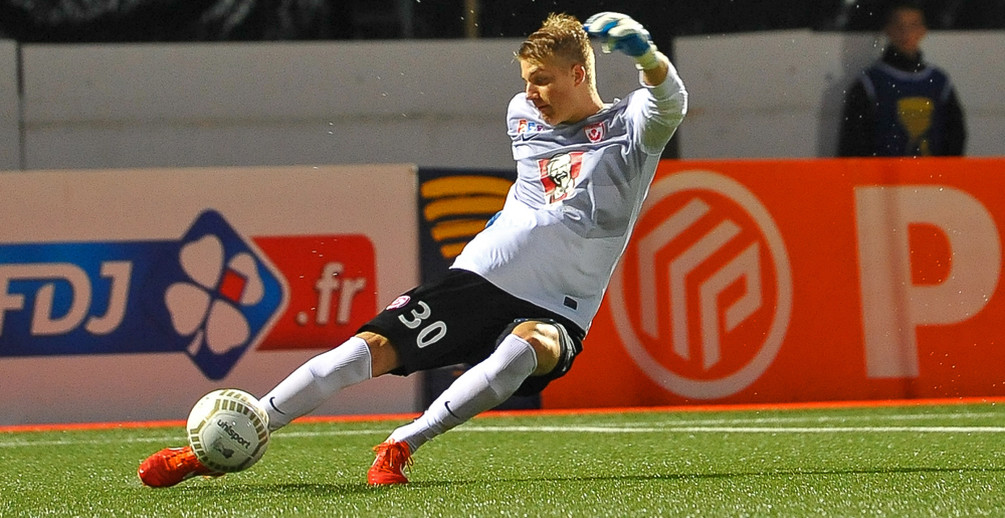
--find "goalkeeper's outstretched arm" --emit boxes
[584,11,685,152]
[583,11,670,86]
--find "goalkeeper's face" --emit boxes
[520,56,590,126]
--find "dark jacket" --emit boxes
[838,47,966,157]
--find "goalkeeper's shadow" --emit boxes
[408,464,1005,486]
[178,465,1005,491]
[187,482,379,496]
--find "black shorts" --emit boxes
[360,269,585,396]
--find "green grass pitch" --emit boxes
[3,401,1005,517]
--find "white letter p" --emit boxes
[855,185,1001,378]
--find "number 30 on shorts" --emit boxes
[397,301,448,348]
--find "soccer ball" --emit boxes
[186,389,270,473]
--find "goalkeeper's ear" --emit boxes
[572,62,588,86]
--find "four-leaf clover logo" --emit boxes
[165,234,266,357]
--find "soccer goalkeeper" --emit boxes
[139,11,687,487]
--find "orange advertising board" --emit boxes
[543,158,1005,408]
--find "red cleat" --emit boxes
[367,440,412,486]
[137,446,222,488]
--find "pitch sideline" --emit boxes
[3,395,1005,434]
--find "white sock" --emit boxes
[389,334,537,453]
[262,336,372,431]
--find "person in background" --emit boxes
[838,0,966,157]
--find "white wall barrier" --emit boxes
[17,40,636,171]
[6,32,1002,173]
[0,164,419,425]
[676,30,1005,159]
[0,40,19,171]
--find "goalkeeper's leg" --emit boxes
[368,320,570,485]
[261,335,376,431]
[139,334,392,487]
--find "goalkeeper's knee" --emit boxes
[500,319,571,376]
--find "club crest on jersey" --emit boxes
[538,152,584,204]
[585,122,605,143]
[385,295,411,310]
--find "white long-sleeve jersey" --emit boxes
[452,61,687,332]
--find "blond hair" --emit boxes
[517,13,596,84]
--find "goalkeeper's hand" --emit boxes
[583,12,659,70]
